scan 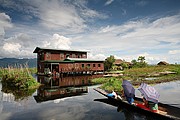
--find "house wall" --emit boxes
[59,62,104,73]
[43,51,87,61]
[36,49,103,74]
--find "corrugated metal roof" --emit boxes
[33,47,89,53]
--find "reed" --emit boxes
[0,64,40,89]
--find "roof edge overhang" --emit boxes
[33,47,89,53]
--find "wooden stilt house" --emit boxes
[33,47,104,75]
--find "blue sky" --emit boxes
[0,0,180,64]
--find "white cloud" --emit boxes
[71,14,180,64]
[0,13,13,37]
[105,0,114,6]
[0,1,179,64]
[0,0,108,33]
[117,52,173,64]
[88,53,106,60]
[136,0,148,6]
[0,33,37,58]
[38,0,86,32]
[3,42,21,53]
[168,50,180,54]
[43,34,72,50]
[81,9,108,20]
[2,0,107,34]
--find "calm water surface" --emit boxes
[0,76,180,120]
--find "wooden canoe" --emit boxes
[94,88,180,120]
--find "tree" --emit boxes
[121,62,129,70]
[104,55,115,71]
[131,59,137,65]
[138,56,145,63]
[131,56,148,68]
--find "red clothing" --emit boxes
[136,104,150,111]
[136,104,158,113]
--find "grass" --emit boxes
[0,65,40,89]
[100,77,123,93]
[92,64,180,91]
[92,76,124,93]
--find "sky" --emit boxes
[0,0,180,64]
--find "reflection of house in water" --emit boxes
[33,47,104,76]
[38,74,103,88]
[34,75,102,103]
[34,86,88,103]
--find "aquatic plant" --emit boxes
[0,64,40,89]
[100,77,123,92]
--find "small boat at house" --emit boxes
[94,88,180,120]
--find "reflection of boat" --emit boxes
[34,86,88,103]
[94,88,180,120]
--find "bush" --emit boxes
[101,77,123,92]
[1,66,40,89]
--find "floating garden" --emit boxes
[92,64,180,92]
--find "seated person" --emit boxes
[107,90,117,98]
[121,90,134,104]
[143,97,148,107]
[126,96,134,104]
[136,97,150,110]
[148,101,159,113]
[136,97,159,113]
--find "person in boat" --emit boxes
[107,90,118,98]
[142,97,148,107]
[136,97,159,113]
[148,101,159,113]
[121,89,135,105]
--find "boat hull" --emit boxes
[94,88,180,120]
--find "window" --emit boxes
[98,64,101,67]
[93,64,96,67]
[82,54,86,58]
[60,53,64,59]
[82,64,84,68]
[39,52,44,60]
[46,52,51,59]
[87,64,90,69]
[72,54,76,58]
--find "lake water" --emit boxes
[0,75,180,120]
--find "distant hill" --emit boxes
[0,58,37,68]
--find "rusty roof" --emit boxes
[33,47,89,53]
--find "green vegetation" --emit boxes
[92,76,124,92]
[104,55,148,71]
[1,85,37,101]
[104,55,115,71]
[0,66,40,89]
[92,64,180,91]
[131,56,148,68]
[28,67,37,74]
[123,64,180,81]
[100,77,123,93]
